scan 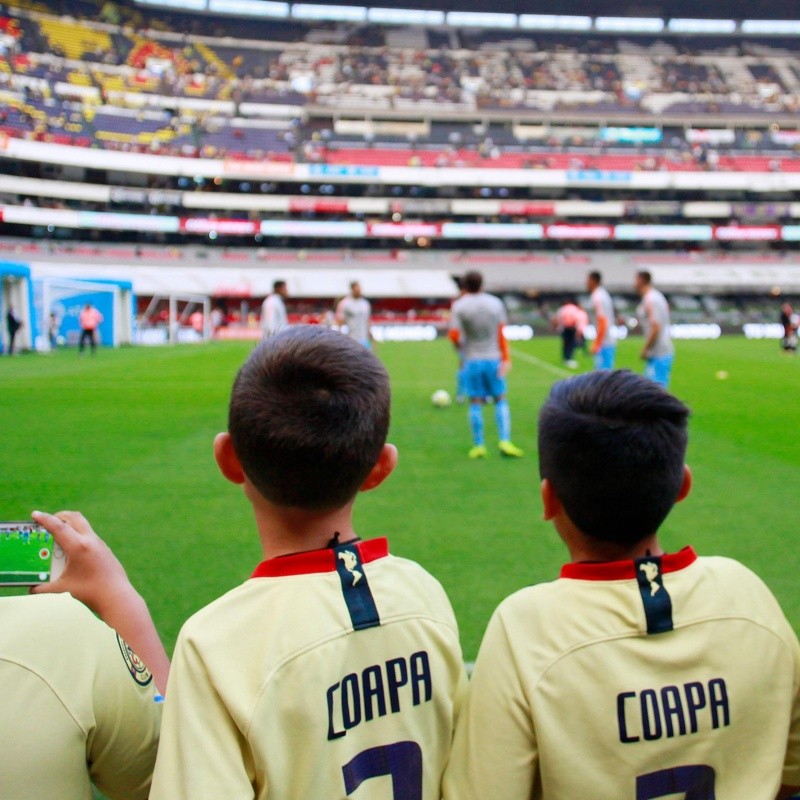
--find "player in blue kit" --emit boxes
[449,271,523,459]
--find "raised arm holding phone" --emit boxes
[0,509,167,800]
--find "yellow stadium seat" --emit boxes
[38,18,112,61]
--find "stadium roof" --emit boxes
[273,0,796,20]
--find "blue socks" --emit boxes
[469,403,485,445]
[470,401,511,444]
[495,399,511,442]
[456,367,468,398]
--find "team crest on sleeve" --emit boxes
[116,633,153,686]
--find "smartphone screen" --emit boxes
[0,522,56,585]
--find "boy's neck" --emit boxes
[564,532,664,564]
[249,494,359,561]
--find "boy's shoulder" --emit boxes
[491,552,793,643]
[176,545,459,652]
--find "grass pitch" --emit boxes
[1,336,798,661]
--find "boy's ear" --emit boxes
[675,465,692,504]
[360,444,398,493]
[214,432,246,485]
[541,478,562,521]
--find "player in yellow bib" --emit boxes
[443,370,800,800]
[150,326,466,800]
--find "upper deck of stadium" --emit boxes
[2,0,800,163]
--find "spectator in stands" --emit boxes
[79,302,104,355]
[5,305,21,356]
[5,508,167,799]
[261,280,288,337]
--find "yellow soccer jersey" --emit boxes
[151,537,467,800]
[443,548,800,800]
[0,593,161,800]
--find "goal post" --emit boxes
[33,277,134,350]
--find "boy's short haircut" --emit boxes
[588,271,602,284]
[273,280,286,293]
[538,370,689,546]
[229,326,390,510]
[636,270,652,285]
[463,271,483,293]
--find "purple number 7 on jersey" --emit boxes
[342,741,423,800]
[637,765,716,800]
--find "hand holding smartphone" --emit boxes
[0,522,66,585]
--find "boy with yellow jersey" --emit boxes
[151,326,466,800]
[444,370,800,800]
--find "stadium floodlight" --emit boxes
[519,14,592,31]
[367,7,445,25]
[741,20,800,35]
[595,16,664,33]
[208,0,288,17]
[291,3,366,21]
[667,18,737,34]
[135,0,206,10]
[445,11,516,28]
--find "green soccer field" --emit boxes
[1,336,798,661]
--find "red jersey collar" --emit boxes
[560,546,697,581]
[251,537,389,578]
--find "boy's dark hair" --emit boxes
[588,271,602,284]
[636,271,652,285]
[273,280,286,293]
[229,326,391,510]
[463,271,483,293]
[538,370,689,547]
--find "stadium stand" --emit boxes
[3,2,800,159]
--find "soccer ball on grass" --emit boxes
[431,389,452,408]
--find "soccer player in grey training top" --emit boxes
[261,281,289,337]
[587,271,617,370]
[635,271,674,388]
[336,282,372,348]
[449,271,523,459]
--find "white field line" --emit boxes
[511,348,572,378]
